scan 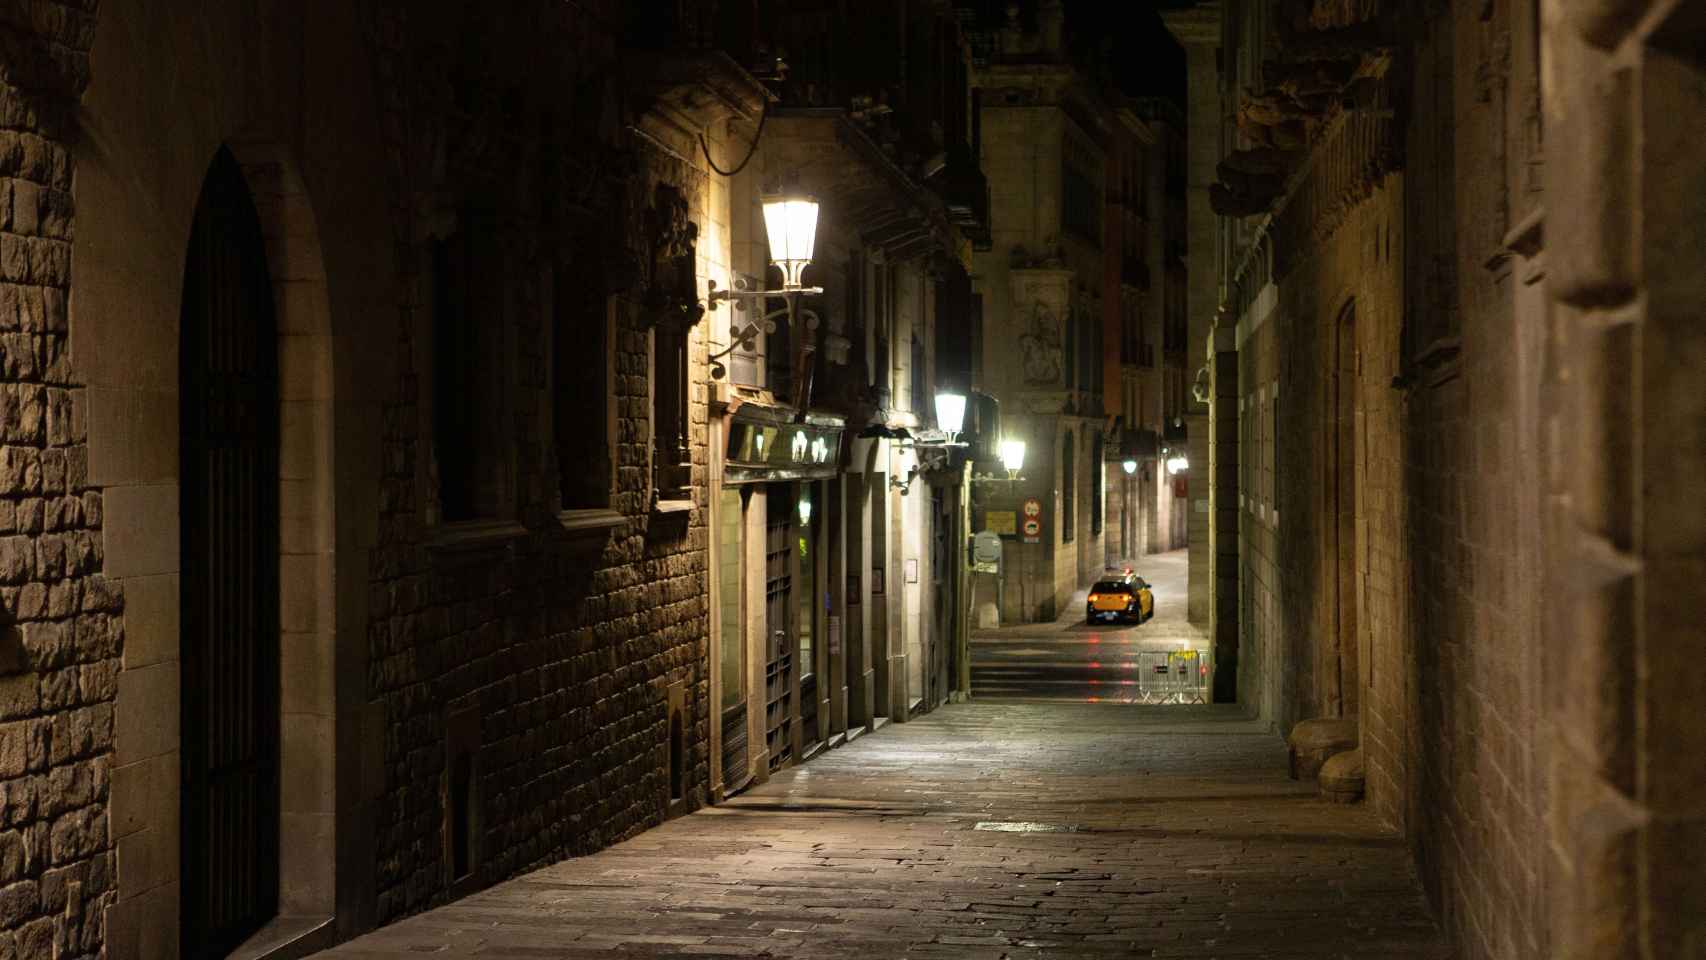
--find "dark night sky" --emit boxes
[1065,1,1187,103]
[961,0,1187,104]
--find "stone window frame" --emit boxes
[552,284,622,534]
[1061,428,1076,544]
[419,205,525,548]
[1090,429,1104,537]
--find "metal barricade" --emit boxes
[1135,649,1212,704]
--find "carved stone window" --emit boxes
[643,183,704,509]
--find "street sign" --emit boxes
[1022,497,1042,518]
[986,510,1017,536]
[1022,518,1041,543]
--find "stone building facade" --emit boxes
[1189,0,1706,956]
[1104,97,1190,566]
[0,1,982,957]
[699,1,985,798]
[967,2,1113,623]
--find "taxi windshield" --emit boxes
[1091,581,1132,593]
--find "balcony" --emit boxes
[932,145,992,250]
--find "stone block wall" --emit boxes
[0,6,117,958]
[1236,314,1279,723]
[1265,183,1404,733]
[362,9,715,917]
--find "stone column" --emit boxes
[1163,3,1222,627]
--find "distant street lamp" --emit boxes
[1122,458,1137,475]
[1000,440,1026,481]
[934,392,966,444]
[1166,455,1190,475]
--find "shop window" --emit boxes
[797,486,815,677]
[719,487,745,709]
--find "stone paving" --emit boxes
[318,703,1452,959]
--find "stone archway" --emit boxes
[78,136,339,953]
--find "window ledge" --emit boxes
[426,519,529,554]
[556,508,626,536]
[652,498,693,516]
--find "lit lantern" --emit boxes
[934,392,966,441]
[762,195,819,290]
[999,439,1026,476]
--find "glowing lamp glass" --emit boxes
[934,392,966,437]
[999,439,1026,474]
[762,195,819,289]
[1121,459,1137,475]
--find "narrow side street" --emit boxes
[972,550,1210,702]
[320,703,1449,959]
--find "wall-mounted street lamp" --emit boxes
[1166,455,1190,475]
[934,392,966,444]
[1122,458,1138,476]
[1000,439,1026,478]
[707,194,824,383]
[972,438,1027,490]
[889,391,973,495]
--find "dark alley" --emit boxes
[0,1,1699,959]
[321,703,1448,959]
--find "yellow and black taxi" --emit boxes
[1086,572,1154,624]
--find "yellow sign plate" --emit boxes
[986,511,1017,536]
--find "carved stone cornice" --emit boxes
[1161,3,1222,47]
[622,48,769,137]
[764,109,965,264]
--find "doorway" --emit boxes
[179,147,282,956]
[764,483,795,770]
[717,487,749,790]
[1329,300,1359,717]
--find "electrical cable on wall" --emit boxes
[700,103,768,177]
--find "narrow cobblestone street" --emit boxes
[320,704,1449,959]
[972,550,1210,703]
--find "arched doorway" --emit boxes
[179,147,281,955]
[1328,300,1359,717]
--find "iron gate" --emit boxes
[764,485,793,770]
[180,147,281,957]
